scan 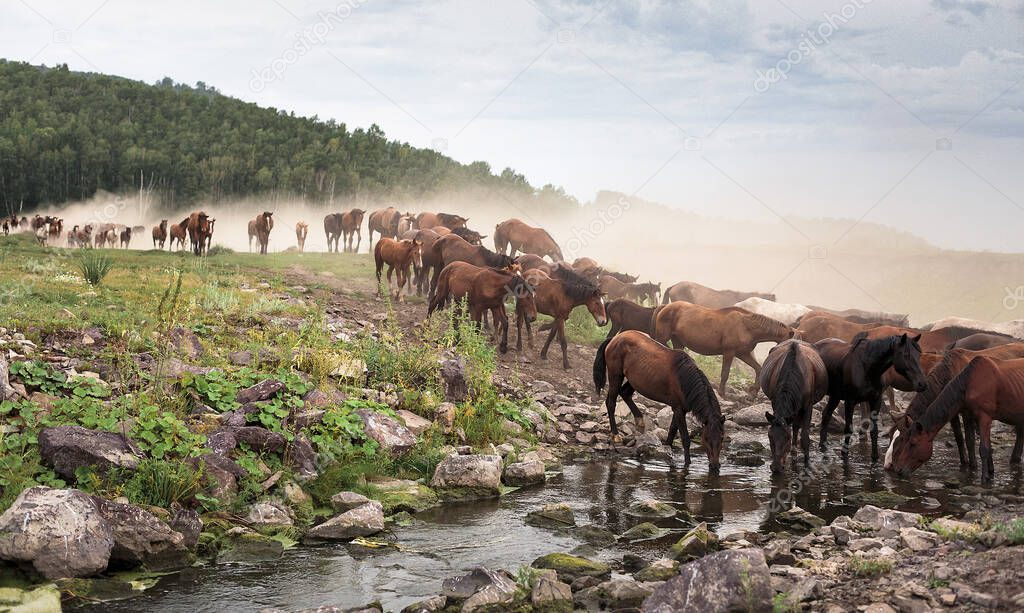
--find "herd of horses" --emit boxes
[7,205,1023,485]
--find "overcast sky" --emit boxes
[3,0,1023,251]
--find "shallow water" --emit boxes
[86,434,1024,613]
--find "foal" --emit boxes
[374,237,422,302]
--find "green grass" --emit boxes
[847,557,893,577]
[994,518,1024,545]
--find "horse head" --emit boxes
[893,333,928,392]
[509,275,537,323]
[886,418,933,477]
[764,411,792,474]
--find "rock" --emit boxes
[635,431,672,461]
[0,354,19,400]
[356,409,417,453]
[669,522,718,562]
[730,402,773,426]
[624,499,678,520]
[205,428,237,454]
[430,454,502,501]
[776,506,825,531]
[288,435,318,479]
[167,327,203,359]
[526,503,576,529]
[462,579,517,612]
[395,409,432,435]
[228,350,253,366]
[38,426,144,480]
[899,527,939,551]
[168,504,202,549]
[235,379,284,404]
[863,604,897,613]
[642,548,773,613]
[573,525,617,548]
[593,578,651,610]
[282,481,312,506]
[400,595,448,613]
[442,567,516,601]
[93,497,189,571]
[244,501,294,527]
[0,585,61,613]
[929,517,981,539]
[331,491,372,513]
[307,501,384,541]
[370,479,439,514]
[853,505,922,534]
[532,575,573,612]
[188,453,246,504]
[620,522,668,542]
[764,540,797,565]
[216,527,284,564]
[846,490,909,509]
[434,402,456,431]
[635,558,680,582]
[532,553,610,583]
[330,354,367,382]
[440,358,468,403]
[0,487,113,578]
[234,426,287,453]
[655,406,674,430]
[502,460,545,486]
[848,537,884,552]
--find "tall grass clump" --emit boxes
[75,250,115,285]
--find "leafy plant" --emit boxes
[179,370,239,412]
[117,459,207,508]
[76,250,116,285]
[847,557,893,577]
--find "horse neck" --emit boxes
[918,362,974,435]
[745,314,788,341]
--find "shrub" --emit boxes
[76,250,115,285]
[847,557,893,577]
[118,459,206,508]
[207,244,234,256]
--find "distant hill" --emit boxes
[0,60,576,214]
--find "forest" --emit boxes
[0,60,577,214]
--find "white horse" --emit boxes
[734,297,810,327]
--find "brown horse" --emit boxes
[119,227,132,249]
[396,212,417,236]
[515,266,607,369]
[945,331,1016,351]
[886,343,1024,471]
[416,212,468,230]
[598,275,660,305]
[323,213,343,253]
[796,312,969,352]
[402,228,441,296]
[450,226,486,245]
[515,253,557,275]
[152,220,168,249]
[594,331,724,469]
[653,302,794,395]
[187,211,213,256]
[248,212,274,255]
[888,356,1024,483]
[804,306,910,327]
[374,238,422,302]
[428,261,536,354]
[168,217,189,251]
[493,218,563,261]
[661,281,775,309]
[367,207,401,247]
[296,222,309,253]
[428,234,515,301]
[759,340,829,473]
[342,208,365,253]
[605,299,659,338]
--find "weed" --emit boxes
[847,557,893,577]
[115,459,207,508]
[75,250,116,285]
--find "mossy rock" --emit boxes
[525,503,576,529]
[375,483,440,514]
[0,585,62,612]
[634,558,680,582]
[531,553,610,583]
[620,522,669,542]
[55,577,137,603]
[623,499,678,520]
[845,490,908,509]
[571,525,617,548]
[668,522,718,562]
[216,529,284,564]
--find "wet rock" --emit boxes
[0,487,113,578]
[525,503,576,529]
[169,504,202,549]
[400,595,447,613]
[624,498,678,520]
[502,460,545,487]
[899,527,939,551]
[620,522,669,542]
[395,409,432,435]
[572,525,617,548]
[532,553,610,583]
[462,579,518,612]
[846,489,908,509]
[356,409,417,453]
[216,527,284,564]
[635,558,680,582]
[730,402,773,426]
[669,522,718,562]
[642,548,772,613]
[235,379,284,404]
[531,575,573,612]
[370,479,440,514]
[430,454,502,501]
[38,426,144,480]
[244,501,294,527]
[307,501,384,541]
[331,491,371,513]
[441,567,515,601]
[93,497,189,571]
[635,431,672,461]
[853,505,922,534]
[776,506,825,531]
[440,357,468,403]
[0,585,61,612]
[590,578,651,610]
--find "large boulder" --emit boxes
[307,501,384,541]
[92,497,190,570]
[233,426,287,453]
[395,410,432,436]
[642,548,772,612]
[502,460,545,487]
[0,353,18,401]
[288,435,319,479]
[729,402,773,427]
[0,487,113,578]
[430,454,503,501]
[532,553,610,583]
[853,505,922,535]
[235,379,284,404]
[38,426,144,480]
[440,358,468,403]
[244,501,294,527]
[169,504,202,549]
[356,409,417,453]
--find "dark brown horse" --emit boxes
[450,226,485,245]
[594,331,724,469]
[367,207,401,247]
[428,234,515,301]
[571,257,602,279]
[168,217,189,251]
[188,211,213,256]
[814,333,928,461]
[374,238,422,302]
[323,213,343,253]
[402,228,442,296]
[152,220,168,249]
[515,266,607,369]
[803,306,910,327]
[295,222,309,253]
[248,212,273,255]
[759,340,829,473]
[797,313,977,352]
[888,356,1024,483]
[493,218,563,261]
[119,226,132,249]
[427,262,536,354]
[605,299,659,338]
[661,281,775,309]
[416,212,467,230]
[945,331,1016,351]
[342,208,365,253]
[653,302,794,395]
[598,275,660,305]
[886,343,1024,471]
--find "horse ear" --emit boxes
[765,411,774,424]
[479,234,488,239]
[912,334,922,343]
[913,420,924,433]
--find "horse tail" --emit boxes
[373,241,384,284]
[661,290,670,305]
[648,305,664,336]
[427,269,449,317]
[593,336,612,393]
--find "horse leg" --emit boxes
[606,371,624,440]
[558,319,570,370]
[977,414,994,484]
[951,414,968,466]
[801,408,813,468]
[736,352,762,395]
[665,412,677,448]
[819,395,839,451]
[515,309,523,351]
[618,382,645,434]
[964,414,978,471]
[886,386,897,413]
[719,353,734,397]
[841,399,857,457]
[540,319,558,360]
[355,229,361,254]
[1011,426,1024,465]
[868,397,882,462]
[497,307,509,354]
[678,409,692,466]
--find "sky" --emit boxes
[2,0,1024,252]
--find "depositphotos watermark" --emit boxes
[753,0,873,93]
[250,1,369,93]
[564,196,632,259]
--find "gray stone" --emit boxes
[642,548,773,613]
[525,503,576,529]
[93,497,190,571]
[400,595,447,613]
[502,460,545,486]
[331,491,372,513]
[235,379,284,404]
[441,567,515,601]
[440,358,468,403]
[38,426,144,480]
[357,409,417,453]
[430,454,502,500]
[307,501,384,541]
[244,501,294,527]
[853,505,922,534]
[395,410,432,435]
[899,527,938,552]
[531,575,572,612]
[216,527,284,564]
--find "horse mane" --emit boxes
[915,358,976,434]
[743,312,790,337]
[604,270,636,283]
[672,351,723,436]
[481,247,514,269]
[771,343,804,424]
[905,350,958,419]
[451,227,480,241]
[552,265,601,302]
